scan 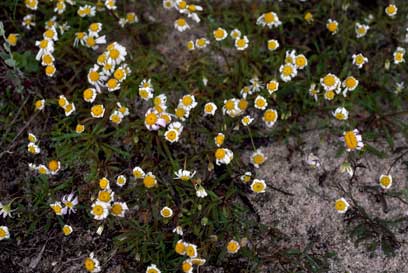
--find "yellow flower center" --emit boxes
[282,65,293,76]
[380,176,391,187]
[44,29,54,39]
[114,69,125,80]
[84,258,95,271]
[145,113,158,125]
[83,89,95,101]
[107,78,118,89]
[335,200,346,211]
[253,154,265,165]
[327,22,337,32]
[227,241,239,252]
[0,228,6,238]
[109,49,120,59]
[91,105,104,116]
[236,38,246,48]
[89,71,100,82]
[39,39,48,49]
[345,77,356,88]
[252,182,265,192]
[48,160,59,172]
[264,12,275,24]
[175,107,185,118]
[215,148,226,160]
[144,175,156,188]
[264,110,276,122]
[92,205,104,216]
[98,191,111,202]
[323,75,335,87]
[45,65,56,76]
[344,131,358,150]
[205,104,214,113]
[214,29,225,39]
[176,18,186,27]
[111,204,123,215]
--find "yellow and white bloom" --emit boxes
[0,226,10,240]
[143,172,158,188]
[352,53,368,69]
[335,197,349,213]
[48,160,61,175]
[179,94,197,111]
[214,133,225,147]
[332,107,349,120]
[62,193,78,214]
[342,129,364,152]
[91,201,110,220]
[50,201,67,216]
[116,175,127,187]
[175,18,190,32]
[385,4,397,17]
[25,0,38,10]
[164,129,180,143]
[91,104,105,118]
[146,264,161,273]
[214,148,234,165]
[203,102,217,116]
[97,189,114,203]
[326,19,338,34]
[250,179,266,193]
[266,80,279,95]
[83,88,97,103]
[226,240,240,254]
[132,166,145,179]
[213,27,228,41]
[254,95,268,110]
[76,124,85,134]
[109,110,124,124]
[181,259,193,273]
[27,143,40,154]
[263,109,278,128]
[84,252,101,273]
[393,47,405,64]
[195,38,210,49]
[256,11,282,28]
[241,115,254,126]
[35,99,45,111]
[185,243,198,258]
[174,169,196,181]
[267,39,279,51]
[160,206,173,218]
[250,149,267,168]
[106,42,127,66]
[78,5,96,17]
[7,33,18,46]
[230,29,241,39]
[342,76,359,96]
[105,0,117,10]
[235,35,249,51]
[294,54,308,70]
[320,73,340,92]
[379,174,392,190]
[62,225,73,236]
[111,202,128,217]
[144,108,166,131]
[240,172,252,183]
[22,14,36,30]
[355,22,369,38]
[35,39,54,61]
[279,63,297,82]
